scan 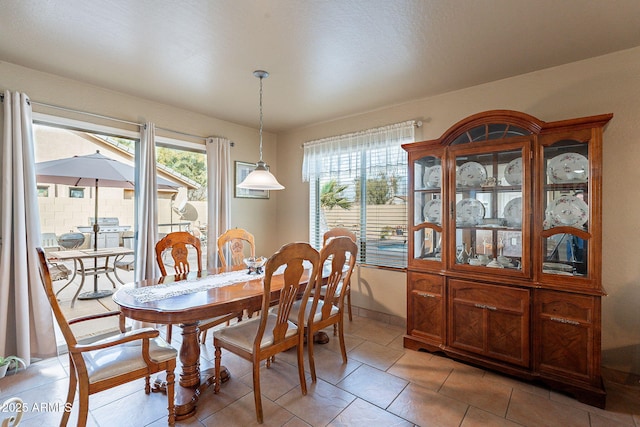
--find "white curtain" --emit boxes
[205,137,231,268]
[302,120,415,182]
[0,91,56,363]
[134,122,160,281]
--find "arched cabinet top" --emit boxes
[403,110,612,151]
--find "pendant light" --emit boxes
[237,70,285,190]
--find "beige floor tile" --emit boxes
[276,378,356,426]
[439,368,512,417]
[194,374,252,421]
[237,359,308,401]
[305,345,362,385]
[328,398,413,426]
[337,364,408,409]
[481,369,551,398]
[0,357,67,397]
[282,416,313,427]
[460,406,522,427]
[387,350,451,391]
[201,392,295,427]
[506,388,590,427]
[387,382,468,427]
[348,340,405,371]
[549,384,636,427]
[91,386,175,426]
[344,317,404,346]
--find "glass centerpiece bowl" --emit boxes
[243,256,267,274]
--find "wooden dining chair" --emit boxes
[216,228,255,268]
[289,236,358,382]
[213,242,320,424]
[155,231,240,344]
[36,247,177,427]
[322,227,357,322]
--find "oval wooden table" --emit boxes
[112,265,315,420]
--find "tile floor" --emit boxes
[2,311,640,427]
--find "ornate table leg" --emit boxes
[173,321,230,420]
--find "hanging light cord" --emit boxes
[258,74,264,162]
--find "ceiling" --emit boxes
[2,0,640,132]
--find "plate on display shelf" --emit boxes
[543,262,574,272]
[503,197,522,227]
[546,195,589,227]
[457,161,487,187]
[423,199,442,224]
[423,165,442,188]
[456,198,485,226]
[504,157,522,186]
[547,152,589,183]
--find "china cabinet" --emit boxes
[402,110,612,407]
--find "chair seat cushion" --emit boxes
[83,336,176,384]
[215,314,298,353]
[288,298,339,324]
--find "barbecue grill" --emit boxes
[77,217,131,249]
[58,232,85,249]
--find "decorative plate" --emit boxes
[423,165,442,188]
[456,198,485,226]
[547,195,589,227]
[457,161,487,187]
[423,199,442,224]
[547,152,588,183]
[503,197,522,227]
[504,158,522,186]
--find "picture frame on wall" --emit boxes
[234,161,270,199]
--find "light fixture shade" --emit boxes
[237,161,285,190]
[237,69,285,191]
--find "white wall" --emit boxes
[276,47,640,374]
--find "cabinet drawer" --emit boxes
[534,290,600,384]
[408,272,445,344]
[449,279,530,367]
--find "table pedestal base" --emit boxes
[78,289,114,300]
[153,366,230,420]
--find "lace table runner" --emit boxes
[125,269,264,303]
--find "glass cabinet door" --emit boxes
[413,154,443,262]
[451,147,527,273]
[542,140,590,277]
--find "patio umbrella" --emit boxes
[36,150,179,299]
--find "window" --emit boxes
[37,185,49,197]
[303,121,415,269]
[69,187,85,198]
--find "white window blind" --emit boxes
[303,121,415,268]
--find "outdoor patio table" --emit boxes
[48,247,134,307]
[112,264,317,421]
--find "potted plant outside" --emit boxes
[0,356,26,378]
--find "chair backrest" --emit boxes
[311,236,358,321]
[322,227,356,246]
[255,242,320,350]
[37,247,80,350]
[41,233,60,250]
[217,228,256,268]
[155,231,202,276]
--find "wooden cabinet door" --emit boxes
[408,272,445,345]
[449,279,530,367]
[534,289,601,385]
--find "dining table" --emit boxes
[112,263,316,420]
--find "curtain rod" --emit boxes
[1,92,210,142]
